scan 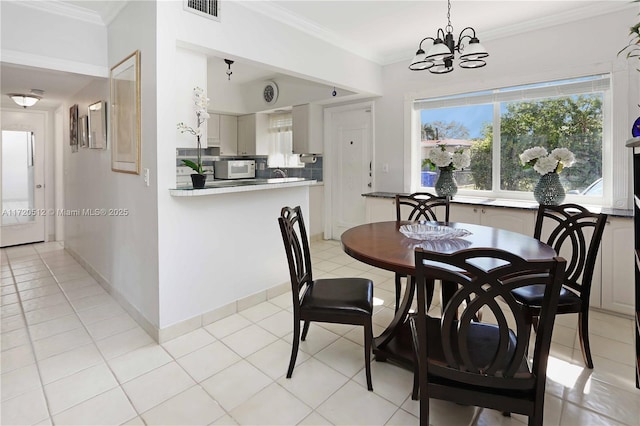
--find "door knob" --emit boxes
[36,184,43,188]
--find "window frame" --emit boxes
[410,74,615,207]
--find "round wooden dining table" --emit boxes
[341,220,557,369]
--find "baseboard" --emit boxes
[65,244,292,344]
[65,247,160,342]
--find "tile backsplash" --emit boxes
[176,149,323,182]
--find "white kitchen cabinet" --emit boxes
[292,103,323,154]
[365,196,396,223]
[207,114,238,155]
[207,113,220,147]
[600,217,635,315]
[449,204,536,235]
[237,113,269,156]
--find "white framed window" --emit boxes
[413,74,612,205]
[267,113,303,168]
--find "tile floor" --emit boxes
[1,240,639,425]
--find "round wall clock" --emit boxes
[263,81,279,104]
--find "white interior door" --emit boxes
[329,106,372,239]
[1,110,46,247]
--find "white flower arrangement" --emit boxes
[177,87,210,174]
[423,144,471,171]
[520,146,575,175]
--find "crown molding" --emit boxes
[7,0,128,26]
[241,1,637,67]
[1,49,109,78]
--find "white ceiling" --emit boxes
[1,0,629,110]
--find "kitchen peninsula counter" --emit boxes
[170,178,317,196]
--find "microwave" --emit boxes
[214,160,256,179]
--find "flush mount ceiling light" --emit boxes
[8,89,44,108]
[409,0,488,74]
[224,59,234,80]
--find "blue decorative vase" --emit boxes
[533,172,565,205]
[435,168,458,198]
[632,116,640,138]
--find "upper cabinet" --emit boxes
[292,103,323,154]
[208,113,238,156]
[237,113,269,156]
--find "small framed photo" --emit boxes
[79,115,88,148]
[88,101,107,149]
[70,104,78,152]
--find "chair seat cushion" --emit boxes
[512,284,581,308]
[301,278,373,317]
[425,316,534,390]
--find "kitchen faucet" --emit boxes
[273,168,287,178]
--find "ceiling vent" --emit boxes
[184,0,220,21]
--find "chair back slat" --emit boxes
[415,247,565,388]
[534,204,607,296]
[396,193,450,222]
[279,206,313,306]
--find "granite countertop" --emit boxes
[171,178,316,196]
[362,192,633,218]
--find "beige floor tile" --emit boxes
[141,385,225,425]
[0,386,49,426]
[161,328,217,359]
[278,357,350,409]
[352,360,413,406]
[210,414,239,425]
[70,293,117,312]
[32,327,93,360]
[1,327,30,351]
[52,387,137,426]
[246,339,310,380]
[121,362,195,413]
[28,314,83,341]
[561,400,626,425]
[16,277,57,292]
[256,310,294,337]
[314,337,368,379]
[24,301,74,326]
[221,324,279,358]
[108,344,172,383]
[95,327,154,360]
[38,343,103,384]
[1,302,23,319]
[0,344,35,374]
[230,382,312,425]
[19,285,62,301]
[238,301,282,322]
[1,313,26,333]
[63,284,106,301]
[201,360,273,411]
[565,375,640,425]
[44,363,118,414]
[83,312,138,341]
[316,380,397,425]
[177,341,241,382]
[204,313,252,339]
[21,293,68,313]
[0,363,42,401]
[284,325,341,356]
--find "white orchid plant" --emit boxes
[177,87,210,174]
[520,146,576,175]
[423,144,471,171]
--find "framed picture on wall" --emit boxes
[88,100,107,149]
[70,104,78,152]
[110,50,141,174]
[79,115,88,148]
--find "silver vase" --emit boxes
[533,172,565,205]
[435,168,458,198]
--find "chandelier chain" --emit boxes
[446,0,453,33]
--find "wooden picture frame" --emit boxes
[79,115,88,148]
[70,104,78,152]
[88,101,107,149]
[110,50,141,174]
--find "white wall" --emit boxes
[0,1,108,76]
[155,0,382,329]
[64,1,160,331]
[375,7,639,202]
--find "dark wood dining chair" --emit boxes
[394,192,450,311]
[278,206,374,391]
[409,247,566,426]
[512,203,607,368]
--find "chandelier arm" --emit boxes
[418,37,436,50]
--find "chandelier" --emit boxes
[7,89,43,108]
[409,0,488,74]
